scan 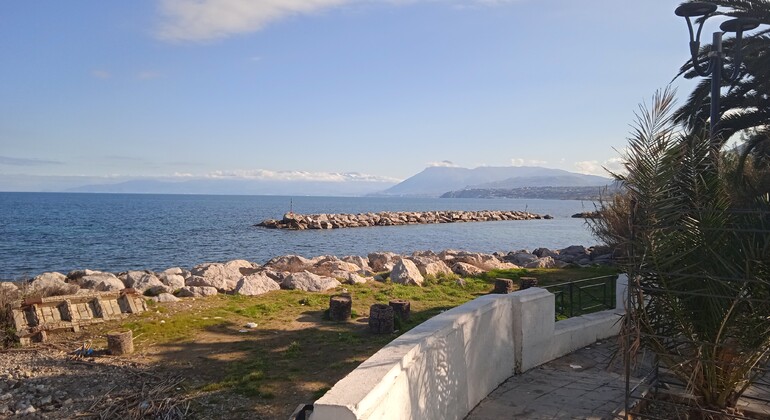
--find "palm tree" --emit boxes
[673,0,770,171]
[594,88,770,414]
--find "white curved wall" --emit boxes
[311,275,628,420]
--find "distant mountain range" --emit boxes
[66,178,395,196]
[1,165,613,198]
[372,166,611,198]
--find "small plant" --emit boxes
[285,341,301,358]
[312,387,331,400]
[0,284,21,348]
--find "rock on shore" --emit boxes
[5,245,615,307]
[257,210,552,230]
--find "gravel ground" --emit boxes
[0,345,189,418]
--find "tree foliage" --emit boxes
[674,0,770,171]
[595,88,770,412]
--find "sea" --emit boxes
[0,192,601,280]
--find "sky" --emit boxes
[0,0,711,190]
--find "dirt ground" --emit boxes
[1,298,388,419]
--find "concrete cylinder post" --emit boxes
[368,304,394,334]
[329,295,352,321]
[388,299,411,322]
[493,278,515,294]
[107,330,134,356]
[519,277,538,290]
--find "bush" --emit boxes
[0,285,21,348]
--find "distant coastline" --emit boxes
[440,186,618,201]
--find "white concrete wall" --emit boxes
[311,274,628,420]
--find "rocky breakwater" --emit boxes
[257,210,552,230]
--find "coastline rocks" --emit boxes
[176,286,218,298]
[309,258,360,278]
[523,256,564,269]
[28,273,79,296]
[1,282,19,293]
[449,252,518,271]
[503,252,539,266]
[368,252,399,272]
[234,274,280,296]
[189,260,258,292]
[451,262,484,277]
[389,259,424,286]
[73,273,124,292]
[153,293,180,303]
[257,210,548,230]
[341,256,372,272]
[158,272,185,290]
[281,271,340,292]
[15,243,616,302]
[338,272,369,285]
[407,256,452,278]
[125,272,167,295]
[264,255,312,273]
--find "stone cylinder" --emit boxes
[329,294,352,321]
[494,278,515,294]
[368,304,394,334]
[107,330,134,355]
[388,299,411,322]
[519,277,538,290]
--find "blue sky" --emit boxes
[0,0,705,189]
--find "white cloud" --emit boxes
[427,160,458,168]
[574,157,624,177]
[157,0,522,42]
[203,169,400,183]
[510,158,547,167]
[157,0,350,41]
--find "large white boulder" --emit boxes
[451,262,484,277]
[281,271,340,292]
[176,286,218,298]
[338,272,369,285]
[234,273,280,296]
[310,259,360,277]
[189,260,257,292]
[153,293,180,303]
[408,256,452,277]
[158,272,186,290]
[341,256,372,272]
[390,259,424,286]
[505,252,539,266]
[28,272,79,296]
[368,252,399,272]
[93,276,126,292]
[524,256,566,269]
[263,255,312,273]
[76,273,125,291]
[133,273,170,296]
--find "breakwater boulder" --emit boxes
[257,210,549,230]
[9,245,615,307]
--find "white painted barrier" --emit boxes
[311,274,628,420]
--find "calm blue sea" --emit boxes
[0,192,601,280]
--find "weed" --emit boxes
[312,387,331,400]
[285,341,302,358]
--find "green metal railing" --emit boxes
[545,275,617,319]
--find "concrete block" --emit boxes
[511,288,554,372]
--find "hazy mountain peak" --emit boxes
[375,166,611,197]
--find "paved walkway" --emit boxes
[466,339,643,420]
